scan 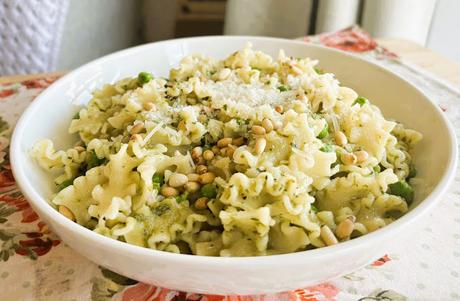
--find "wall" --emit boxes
[57,0,142,70]
[426,0,460,63]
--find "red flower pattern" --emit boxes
[15,232,60,257]
[0,165,15,192]
[0,194,39,223]
[319,27,378,53]
[21,78,57,89]
[372,254,392,267]
[0,89,15,99]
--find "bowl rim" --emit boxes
[10,35,458,266]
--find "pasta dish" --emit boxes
[31,46,422,256]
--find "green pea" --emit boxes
[152,174,164,190]
[311,204,318,213]
[73,112,80,119]
[388,180,414,204]
[138,72,153,85]
[373,165,381,173]
[320,144,333,152]
[200,184,217,199]
[277,85,288,92]
[353,96,367,106]
[317,123,329,139]
[57,179,73,191]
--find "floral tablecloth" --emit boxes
[0,27,459,301]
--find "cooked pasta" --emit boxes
[31,45,422,256]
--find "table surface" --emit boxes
[1,38,460,88]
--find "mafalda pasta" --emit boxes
[31,45,422,256]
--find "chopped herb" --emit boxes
[154,204,170,216]
[152,174,164,190]
[86,151,106,170]
[57,179,73,191]
[353,96,367,106]
[138,72,153,85]
[200,184,217,199]
[175,192,189,203]
[388,180,414,204]
[314,67,324,75]
[311,204,318,213]
[320,144,333,152]
[235,118,245,126]
[317,123,329,139]
[373,165,381,173]
[73,112,80,119]
[223,104,228,110]
[277,85,288,92]
[331,171,349,179]
[408,165,417,179]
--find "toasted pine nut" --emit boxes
[130,134,142,142]
[144,102,156,111]
[211,146,220,154]
[196,165,208,174]
[220,147,228,156]
[262,118,274,133]
[195,157,205,165]
[184,181,201,193]
[74,146,85,152]
[187,173,200,182]
[161,186,179,197]
[354,150,369,162]
[334,131,347,146]
[218,68,231,81]
[195,197,209,209]
[168,173,188,187]
[191,147,203,159]
[203,150,214,161]
[320,225,338,246]
[198,114,207,123]
[232,137,245,146]
[227,145,236,158]
[199,172,216,184]
[217,137,232,148]
[336,217,355,239]
[130,122,144,134]
[254,137,267,155]
[252,125,266,135]
[341,153,357,165]
[58,205,75,221]
[275,105,284,113]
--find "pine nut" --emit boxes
[217,137,232,148]
[199,172,216,184]
[334,131,347,146]
[130,134,142,142]
[320,225,338,246]
[161,186,179,197]
[203,150,214,161]
[220,147,228,156]
[275,105,284,113]
[184,181,201,193]
[354,150,369,162]
[143,102,156,111]
[58,205,75,221]
[232,137,245,146]
[195,197,209,209]
[178,120,186,131]
[227,145,236,158]
[262,118,274,133]
[191,147,203,160]
[251,125,266,135]
[130,122,144,134]
[335,217,355,239]
[341,153,357,165]
[195,157,205,165]
[254,137,267,155]
[196,165,208,174]
[74,146,85,152]
[187,173,200,182]
[168,173,188,187]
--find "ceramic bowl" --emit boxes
[10,36,457,295]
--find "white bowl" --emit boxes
[10,36,457,295]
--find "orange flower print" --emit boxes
[290,282,340,301]
[0,194,39,223]
[319,27,377,53]
[371,254,391,267]
[122,283,180,301]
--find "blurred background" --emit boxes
[0,0,458,75]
